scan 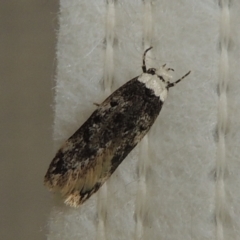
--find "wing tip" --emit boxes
[64,192,81,208]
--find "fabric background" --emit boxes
[46,0,240,240]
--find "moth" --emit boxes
[44,47,190,207]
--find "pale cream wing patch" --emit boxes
[63,144,116,207]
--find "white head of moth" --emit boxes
[139,46,191,102]
[44,47,191,208]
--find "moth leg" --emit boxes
[162,64,174,72]
[142,46,153,73]
[93,102,100,107]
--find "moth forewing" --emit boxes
[44,47,190,207]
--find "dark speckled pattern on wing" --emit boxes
[44,77,163,207]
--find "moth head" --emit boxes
[143,47,191,90]
[145,62,172,88]
[138,65,172,101]
[155,65,174,90]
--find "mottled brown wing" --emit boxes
[44,78,162,207]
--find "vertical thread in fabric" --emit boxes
[103,0,116,93]
[97,1,115,239]
[216,1,230,239]
[134,1,153,239]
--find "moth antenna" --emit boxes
[167,71,191,88]
[142,47,153,73]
